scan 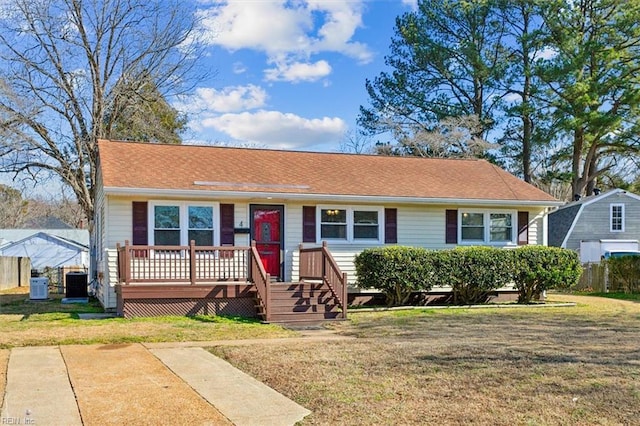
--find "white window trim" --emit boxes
[148,201,220,247]
[316,205,384,244]
[610,203,625,232]
[458,209,516,245]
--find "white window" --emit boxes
[320,209,347,240]
[150,202,219,246]
[459,210,515,244]
[318,206,382,243]
[610,204,625,232]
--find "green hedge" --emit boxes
[511,245,582,303]
[355,245,582,306]
[354,246,434,306]
[430,246,514,305]
[606,256,640,293]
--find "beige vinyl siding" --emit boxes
[100,194,550,298]
[285,204,303,283]
[100,248,118,309]
[530,209,546,245]
[233,203,250,247]
[290,204,548,285]
[105,196,134,248]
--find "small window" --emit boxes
[611,204,624,232]
[321,209,347,240]
[188,206,214,246]
[490,213,512,242]
[354,210,379,240]
[461,213,484,241]
[459,210,515,244]
[154,205,180,245]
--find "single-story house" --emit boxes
[0,229,89,270]
[95,139,561,321]
[548,188,640,263]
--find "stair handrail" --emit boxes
[250,240,271,321]
[299,241,347,319]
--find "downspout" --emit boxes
[543,208,549,246]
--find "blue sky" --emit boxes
[175,0,418,151]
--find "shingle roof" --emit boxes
[97,139,558,203]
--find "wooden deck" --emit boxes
[116,241,347,322]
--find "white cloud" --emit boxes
[200,110,347,149]
[401,0,418,10]
[535,46,558,61]
[196,1,372,82]
[504,92,522,103]
[264,60,331,82]
[232,62,247,74]
[176,84,268,115]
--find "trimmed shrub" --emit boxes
[606,256,640,293]
[431,246,514,305]
[511,246,582,303]
[354,246,434,306]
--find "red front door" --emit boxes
[251,205,283,279]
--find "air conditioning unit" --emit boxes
[30,277,49,300]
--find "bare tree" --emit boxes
[0,0,203,226]
[0,184,29,228]
[375,115,498,159]
[339,131,374,154]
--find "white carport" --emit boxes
[0,231,89,269]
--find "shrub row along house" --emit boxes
[93,139,561,322]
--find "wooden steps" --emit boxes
[256,281,346,325]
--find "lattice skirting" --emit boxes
[121,297,257,318]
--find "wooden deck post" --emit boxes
[342,272,348,319]
[189,240,196,285]
[123,240,131,285]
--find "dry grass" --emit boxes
[210,294,640,425]
[0,287,295,348]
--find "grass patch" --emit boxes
[0,287,296,348]
[575,291,640,302]
[209,294,640,425]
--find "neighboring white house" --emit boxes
[0,229,89,270]
[93,139,562,311]
[548,188,640,263]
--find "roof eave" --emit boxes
[103,186,562,207]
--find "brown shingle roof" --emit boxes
[97,139,557,203]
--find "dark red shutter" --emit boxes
[445,209,458,244]
[220,204,235,246]
[518,211,529,245]
[302,206,316,243]
[132,202,148,245]
[385,208,397,244]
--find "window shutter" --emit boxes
[302,206,316,243]
[518,211,529,245]
[445,209,458,244]
[132,202,148,245]
[385,208,397,244]
[220,204,235,246]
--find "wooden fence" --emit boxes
[0,256,31,290]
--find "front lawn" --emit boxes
[0,287,295,348]
[575,291,640,302]
[210,294,640,425]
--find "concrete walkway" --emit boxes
[152,347,310,426]
[1,346,82,426]
[0,339,323,425]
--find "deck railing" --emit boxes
[116,240,251,285]
[250,241,271,321]
[299,241,348,318]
